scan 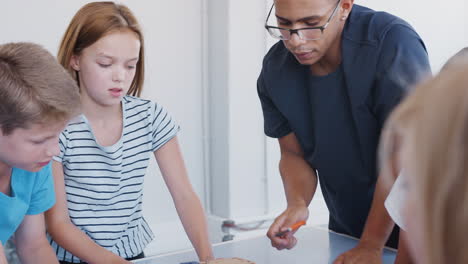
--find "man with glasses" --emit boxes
[257,0,430,263]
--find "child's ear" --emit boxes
[70,55,80,71]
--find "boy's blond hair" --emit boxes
[379,49,468,264]
[0,42,81,135]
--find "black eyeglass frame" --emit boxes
[264,0,342,41]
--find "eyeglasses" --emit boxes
[265,0,341,41]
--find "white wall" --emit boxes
[207,0,268,219]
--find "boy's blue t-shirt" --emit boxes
[0,163,55,243]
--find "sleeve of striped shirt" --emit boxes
[52,131,68,163]
[150,102,180,152]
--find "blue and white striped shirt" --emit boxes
[49,96,179,262]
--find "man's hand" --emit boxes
[266,205,309,250]
[333,241,383,264]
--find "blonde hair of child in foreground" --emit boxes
[379,52,468,264]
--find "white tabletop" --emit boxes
[135,226,396,264]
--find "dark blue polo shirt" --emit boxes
[257,5,430,246]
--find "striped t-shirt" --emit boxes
[49,96,179,262]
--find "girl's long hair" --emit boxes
[379,51,468,264]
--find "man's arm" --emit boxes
[334,173,396,264]
[395,230,414,264]
[266,132,317,250]
[15,213,58,264]
[357,174,396,248]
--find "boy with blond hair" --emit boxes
[0,42,80,264]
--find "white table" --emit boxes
[135,226,396,264]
